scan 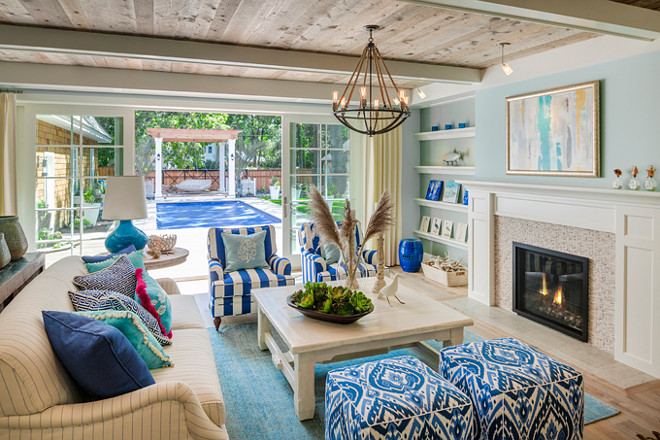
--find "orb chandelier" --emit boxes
[332,25,410,137]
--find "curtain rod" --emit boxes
[0,89,23,94]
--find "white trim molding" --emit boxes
[459,180,660,378]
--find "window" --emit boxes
[208,145,213,154]
[35,114,125,255]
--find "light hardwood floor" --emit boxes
[389,266,660,440]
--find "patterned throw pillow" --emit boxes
[82,245,137,264]
[73,255,137,297]
[135,269,173,337]
[75,310,172,370]
[42,311,154,399]
[321,243,342,264]
[221,230,270,273]
[68,290,172,346]
[85,250,145,274]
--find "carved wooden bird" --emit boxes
[377,274,405,306]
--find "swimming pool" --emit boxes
[156,201,282,230]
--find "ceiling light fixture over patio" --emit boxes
[332,25,410,137]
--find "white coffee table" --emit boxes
[252,276,474,421]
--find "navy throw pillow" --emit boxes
[42,311,155,399]
[82,244,137,264]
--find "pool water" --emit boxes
[156,201,282,230]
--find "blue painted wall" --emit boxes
[475,48,660,186]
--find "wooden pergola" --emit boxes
[146,128,243,198]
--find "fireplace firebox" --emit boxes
[512,242,589,342]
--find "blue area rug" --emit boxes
[156,200,281,229]
[209,322,620,440]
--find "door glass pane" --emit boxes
[36,148,75,178]
[293,149,320,174]
[36,210,76,246]
[325,125,350,149]
[324,149,350,174]
[325,176,350,199]
[83,147,123,176]
[36,178,74,210]
[84,116,123,145]
[295,123,321,150]
[36,115,76,145]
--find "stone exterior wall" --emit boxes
[493,216,615,352]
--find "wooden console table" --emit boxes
[0,253,45,312]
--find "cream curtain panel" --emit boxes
[364,125,403,266]
[0,93,18,216]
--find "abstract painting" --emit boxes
[506,81,600,177]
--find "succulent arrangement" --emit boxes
[291,282,372,315]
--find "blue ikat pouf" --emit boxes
[440,338,584,440]
[325,355,473,440]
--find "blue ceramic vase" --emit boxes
[399,239,423,272]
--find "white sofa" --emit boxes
[0,256,229,439]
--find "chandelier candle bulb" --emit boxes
[332,90,338,102]
[374,99,379,109]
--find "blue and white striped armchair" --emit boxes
[208,225,295,331]
[298,221,384,284]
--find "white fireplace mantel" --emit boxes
[458,180,660,378]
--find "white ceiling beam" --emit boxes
[0,24,482,84]
[0,61,344,103]
[400,0,660,41]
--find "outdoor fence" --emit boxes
[144,169,283,192]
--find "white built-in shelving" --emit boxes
[414,166,475,175]
[414,198,468,213]
[413,230,468,250]
[414,126,475,141]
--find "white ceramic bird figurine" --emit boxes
[377,274,405,306]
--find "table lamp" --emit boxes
[102,176,149,253]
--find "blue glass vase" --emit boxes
[105,220,149,253]
[399,239,423,273]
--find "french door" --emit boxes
[281,117,354,264]
[22,106,134,264]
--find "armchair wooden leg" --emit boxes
[213,317,222,332]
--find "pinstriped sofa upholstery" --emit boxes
[0,256,229,439]
[207,225,294,319]
[298,221,382,283]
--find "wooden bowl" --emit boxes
[286,295,374,324]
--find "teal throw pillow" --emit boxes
[221,230,269,273]
[321,243,341,265]
[76,310,172,370]
[68,290,171,346]
[137,271,173,335]
[86,250,145,273]
[73,255,137,297]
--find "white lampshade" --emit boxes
[102,176,148,220]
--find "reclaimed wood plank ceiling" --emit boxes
[0,0,655,86]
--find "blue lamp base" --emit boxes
[105,220,149,253]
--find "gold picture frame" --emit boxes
[506,81,600,177]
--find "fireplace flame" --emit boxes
[539,273,548,296]
[553,283,564,307]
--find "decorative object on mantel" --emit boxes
[398,239,423,273]
[506,81,600,177]
[377,273,404,306]
[463,189,469,205]
[372,234,387,294]
[308,186,394,290]
[421,255,467,287]
[0,234,10,268]
[0,216,27,261]
[628,165,641,190]
[442,151,461,166]
[645,165,657,191]
[612,169,624,189]
[441,220,453,238]
[331,25,410,137]
[431,217,442,235]
[419,216,430,233]
[425,180,443,201]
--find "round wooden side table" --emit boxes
[143,247,189,270]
